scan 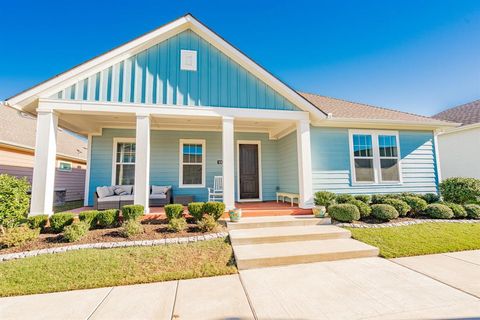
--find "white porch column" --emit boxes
[296,119,314,209]
[30,111,58,216]
[222,116,235,210]
[134,114,150,213]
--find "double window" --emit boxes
[179,139,206,187]
[350,130,401,184]
[113,138,136,185]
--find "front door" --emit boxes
[239,144,260,200]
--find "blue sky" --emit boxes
[1,0,479,116]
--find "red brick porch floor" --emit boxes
[71,201,312,219]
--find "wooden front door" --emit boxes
[239,144,260,200]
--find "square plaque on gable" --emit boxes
[180,50,197,71]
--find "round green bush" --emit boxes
[167,217,188,232]
[120,220,144,238]
[381,199,411,217]
[63,222,89,242]
[165,204,184,221]
[96,209,119,228]
[188,202,205,221]
[464,204,480,219]
[197,214,219,232]
[349,199,372,218]
[0,174,30,229]
[402,196,428,215]
[79,210,99,229]
[440,177,480,204]
[314,191,336,207]
[49,212,74,233]
[354,195,371,204]
[371,194,390,204]
[203,202,226,221]
[122,205,145,221]
[443,202,467,218]
[27,214,49,230]
[0,225,39,248]
[335,194,355,204]
[421,193,441,204]
[328,204,360,222]
[371,204,399,221]
[425,203,454,219]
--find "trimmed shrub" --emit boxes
[0,225,39,248]
[335,194,355,204]
[49,212,74,233]
[371,204,399,221]
[425,203,454,219]
[421,193,441,204]
[465,204,480,219]
[197,214,219,232]
[440,177,480,204]
[0,174,30,229]
[122,205,144,221]
[96,209,119,228]
[188,202,205,221]
[354,195,371,204]
[63,222,89,242]
[167,217,188,232]
[443,202,467,218]
[120,220,144,238]
[328,204,360,222]
[349,199,372,218]
[27,215,49,230]
[382,199,411,217]
[314,191,336,207]
[402,196,428,215]
[203,202,226,221]
[165,204,184,221]
[79,210,99,229]
[371,194,390,204]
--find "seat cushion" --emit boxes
[152,185,170,194]
[120,194,134,201]
[97,186,114,199]
[150,193,167,200]
[97,195,122,203]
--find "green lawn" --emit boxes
[53,200,84,213]
[347,223,480,259]
[0,238,236,297]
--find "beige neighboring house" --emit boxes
[433,99,480,179]
[0,104,87,202]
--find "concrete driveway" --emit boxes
[2,251,480,319]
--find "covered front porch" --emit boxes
[29,100,315,215]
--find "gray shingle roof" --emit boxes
[0,105,87,160]
[432,100,480,126]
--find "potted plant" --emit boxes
[228,208,242,222]
[313,191,336,218]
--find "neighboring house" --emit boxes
[433,100,480,179]
[4,14,455,215]
[0,105,87,202]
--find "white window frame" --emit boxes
[348,130,402,185]
[111,137,136,185]
[179,139,206,188]
[58,160,72,172]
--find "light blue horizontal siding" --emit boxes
[53,30,298,111]
[277,131,299,193]
[310,127,438,195]
[88,129,280,206]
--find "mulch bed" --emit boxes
[0,218,226,254]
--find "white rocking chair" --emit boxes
[208,176,223,202]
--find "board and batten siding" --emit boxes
[310,127,439,194]
[277,131,299,194]
[88,129,280,206]
[52,30,298,111]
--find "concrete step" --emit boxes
[233,238,379,270]
[229,225,351,245]
[226,215,331,230]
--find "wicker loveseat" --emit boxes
[94,185,172,210]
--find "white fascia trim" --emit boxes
[236,140,263,202]
[438,122,480,135]
[313,117,460,130]
[0,140,86,163]
[179,138,206,188]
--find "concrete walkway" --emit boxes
[2,252,480,319]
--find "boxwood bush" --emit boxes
[371,194,390,204]
[188,202,205,221]
[27,214,49,230]
[49,212,74,233]
[79,210,100,229]
[63,221,89,242]
[425,203,454,219]
[0,225,39,248]
[421,193,441,204]
[328,204,360,222]
[0,174,30,229]
[371,204,399,221]
[122,205,144,221]
[402,196,428,215]
[335,194,355,204]
[120,220,144,238]
[203,202,226,221]
[440,177,480,204]
[314,191,336,207]
[197,214,218,232]
[349,199,371,218]
[443,202,467,218]
[96,209,119,228]
[464,204,480,219]
[165,204,184,221]
[167,217,188,232]
[381,198,411,217]
[354,195,371,204]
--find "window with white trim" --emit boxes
[179,139,205,187]
[350,131,401,184]
[114,140,136,185]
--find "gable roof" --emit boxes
[0,105,87,161]
[432,99,480,126]
[300,92,454,125]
